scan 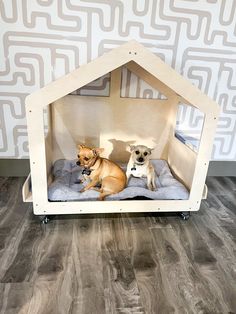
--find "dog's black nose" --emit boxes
[138,157,144,162]
[76,160,80,166]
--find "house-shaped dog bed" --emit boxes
[22,40,219,216]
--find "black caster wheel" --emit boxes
[179,211,190,220]
[39,215,53,224]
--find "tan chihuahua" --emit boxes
[76,145,126,200]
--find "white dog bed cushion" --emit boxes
[48,159,189,201]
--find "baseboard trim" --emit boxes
[0,159,235,177]
[207,161,236,177]
[0,159,30,177]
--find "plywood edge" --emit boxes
[54,94,171,105]
[126,61,176,99]
[33,199,199,215]
[168,136,197,190]
[132,47,220,115]
[202,184,208,199]
[22,173,33,202]
[25,39,220,121]
[25,41,140,106]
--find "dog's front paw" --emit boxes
[148,185,157,191]
[152,185,158,191]
[80,188,86,193]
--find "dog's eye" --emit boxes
[77,155,80,158]
[144,152,148,156]
[135,150,140,155]
[84,157,89,161]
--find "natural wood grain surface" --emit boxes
[0,177,236,314]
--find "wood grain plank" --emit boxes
[170,217,233,313]
[205,193,236,245]
[100,214,131,252]
[0,177,29,224]
[206,177,229,196]
[0,215,45,283]
[25,216,104,314]
[146,213,173,229]
[128,216,175,313]
[0,283,33,314]
[0,177,236,313]
[191,213,236,312]
[69,216,105,314]
[102,249,144,314]
[206,176,236,196]
[151,226,231,314]
[100,214,145,313]
[0,177,8,190]
[217,193,236,218]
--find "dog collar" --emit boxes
[82,168,92,175]
[131,162,146,171]
[131,164,136,171]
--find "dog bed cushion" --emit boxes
[48,159,189,201]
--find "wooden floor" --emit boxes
[0,177,235,314]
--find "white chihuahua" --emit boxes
[126,145,157,191]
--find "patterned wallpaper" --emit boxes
[0,0,235,160]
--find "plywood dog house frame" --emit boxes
[22,40,220,217]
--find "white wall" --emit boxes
[0,0,235,160]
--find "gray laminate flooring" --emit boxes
[0,176,235,314]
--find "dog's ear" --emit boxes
[129,145,136,152]
[147,147,154,155]
[92,148,104,156]
[78,144,85,150]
